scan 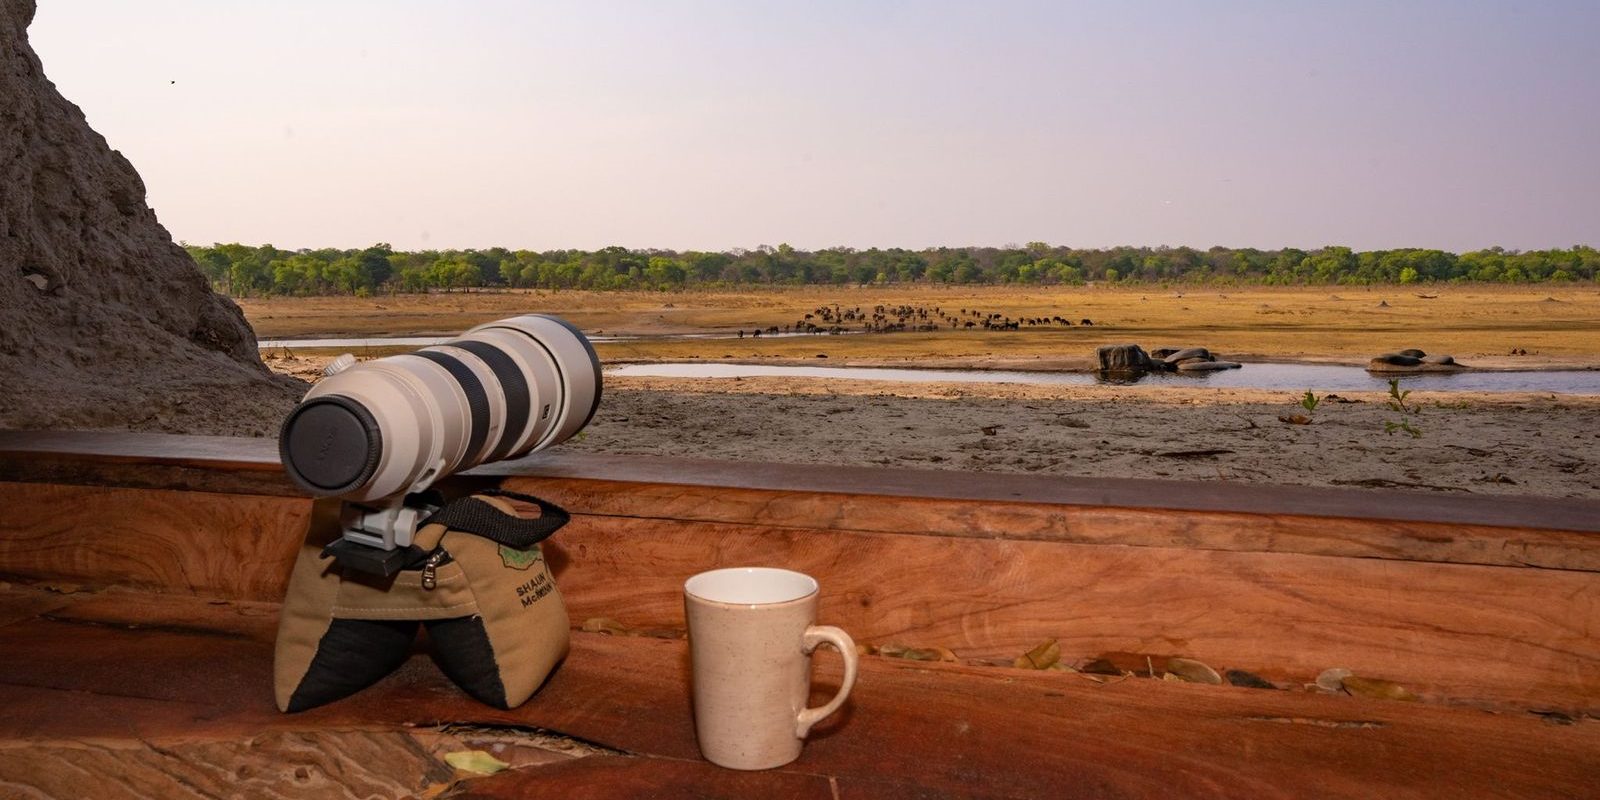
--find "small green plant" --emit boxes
[1384,420,1422,438]
[1385,379,1413,413]
[1383,379,1422,437]
[1279,389,1320,425]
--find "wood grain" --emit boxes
[0,730,458,800]
[42,587,284,641]
[0,583,76,628]
[0,590,1594,800]
[0,482,312,601]
[447,756,840,800]
[544,515,1600,713]
[477,450,1600,535]
[518,636,1600,800]
[2,431,1596,717]
[0,481,1594,712]
[496,476,1600,571]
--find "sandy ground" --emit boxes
[559,377,1600,498]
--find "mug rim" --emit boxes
[684,566,819,606]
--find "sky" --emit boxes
[29,0,1600,253]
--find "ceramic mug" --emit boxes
[684,567,859,770]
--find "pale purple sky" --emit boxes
[30,1,1600,252]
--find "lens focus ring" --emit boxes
[412,350,491,466]
[447,338,531,462]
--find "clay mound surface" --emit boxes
[0,0,303,435]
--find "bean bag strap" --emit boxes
[423,489,570,549]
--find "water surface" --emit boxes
[607,362,1600,395]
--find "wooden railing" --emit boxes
[0,430,1596,797]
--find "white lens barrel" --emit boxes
[386,354,472,477]
[279,314,602,501]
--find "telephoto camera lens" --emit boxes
[279,314,601,502]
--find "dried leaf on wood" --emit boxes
[1225,669,1276,689]
[1013,638,1061,670]
[581,617,631,636]
[444,750,510,775]
[1079,673,1130,687]
[638,627,686,640]
[1315,668,1352,693]
[1341,676,1418,702]
[879,643,957,662]
[1166,657,1222,685]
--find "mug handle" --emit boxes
[795,625,858,738]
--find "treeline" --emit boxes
[183,242,1600,297]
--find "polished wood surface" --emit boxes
[2,478,1593,710]
[2,431,1597,713]
[0,481,310,601]
[543,514,1600,713]
[0,588,1594,799]
[497,475,1600,570]
[2,430,1598,796]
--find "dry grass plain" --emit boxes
[241,285,1600,367]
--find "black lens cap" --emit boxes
[279,396,382,495]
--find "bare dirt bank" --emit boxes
[563,377,1600,498]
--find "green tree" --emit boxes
[357,244,394,288]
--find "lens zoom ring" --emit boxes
[448,339,530,461]
[414,350,491,465]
